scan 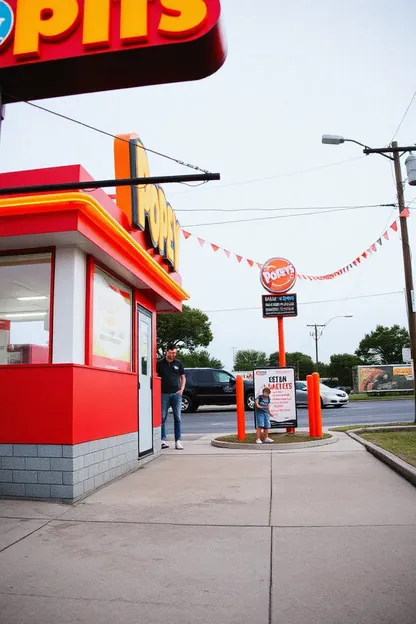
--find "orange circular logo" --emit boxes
[260,257,297,294]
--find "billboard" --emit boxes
[0,0,226,102]
[253,367,297,429]
[356,365,414,393]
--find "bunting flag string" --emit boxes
[181,211,409,281]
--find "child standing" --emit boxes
[255,387,274,444]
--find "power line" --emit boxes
[183,203,397,228]
[171,156,367,195]
[391,90,416,142]
[177,203,395,213]
[8,94,211,175]
[201,290,403,313]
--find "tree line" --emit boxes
[157,305,410,386]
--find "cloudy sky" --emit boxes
[2,0,416,370]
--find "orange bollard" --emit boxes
[307,374,316,437]
[236,375,246,441]
[312,372,323,437]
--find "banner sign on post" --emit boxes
[253,367,298,429]
[262,294,297,318]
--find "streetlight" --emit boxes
[322,134,416,422]
[307,315,354,372]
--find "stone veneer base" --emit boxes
[0,427,161,503]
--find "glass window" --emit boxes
[215,371,235,384]
[295,382,307,390]
[195,370,215,383]
[0,252,52,365]
[92,266,133,371]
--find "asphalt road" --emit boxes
[179,399,415,434]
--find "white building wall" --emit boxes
[52,247,86,364]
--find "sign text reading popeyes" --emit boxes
[114,134,181,273]
[0,0,225,102]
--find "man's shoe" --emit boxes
[255,439,263,444]
[263,437,274,444]
[161,442,169,449]
[175,441,184,450]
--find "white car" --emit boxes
[295,381,349,408]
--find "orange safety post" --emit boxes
[307,374,316,437]
[236,375,246,441]
[312,372,323,437]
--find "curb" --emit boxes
[211,433,338,451]
[346,426,416,487]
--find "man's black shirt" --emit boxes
[156,358,185,394]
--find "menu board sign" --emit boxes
[253,367,297,429]
[262,294,298,318]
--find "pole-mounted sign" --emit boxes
[259,256,298,432]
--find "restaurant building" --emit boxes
[0,133,188,502]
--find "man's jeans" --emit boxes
[161,393,182,441]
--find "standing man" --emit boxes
[156,344,186,450]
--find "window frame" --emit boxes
[0,247,55,366]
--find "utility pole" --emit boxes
[392,141,416,422]
[322,134,416,422]
[307,324,324,372]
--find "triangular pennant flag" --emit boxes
[377,238,382,246]
[356,257,361,264]
[224,249,231,258]
[371,243,377,252]
[362,252,367,259]
[353,260,357,266]
[182,230,191,239]
[211,244,220,252]
[257,262,262,269]
[197,237,205,247]
[383,231,389,240]
[391,221,398,232]
[235,255,243,263]
[247,259,254,267]
[400,208,410,217]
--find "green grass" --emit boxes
[360,430,416,468]
[330,422,410,432]
[215,432,332,444]
[349,394,414,401]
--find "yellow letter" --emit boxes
[14,0,79,59]
[158,193,168,258]
[83,0,111,48]
[120,0,148,44]
[173,218,181,272]
[166,203,175,266]
[158,0,208,38]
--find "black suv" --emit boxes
[181,368,255,413]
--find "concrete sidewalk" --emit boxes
[0,432,415,624]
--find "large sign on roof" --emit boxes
[0,0,226,103]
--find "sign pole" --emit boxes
[278,317,286,366]
[278,317,295,434]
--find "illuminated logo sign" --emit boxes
[114,133,181,273]
[0,0,225,103]
[260,257,297,294]
[0,2,13,47]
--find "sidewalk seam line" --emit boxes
[268,526,273,624]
